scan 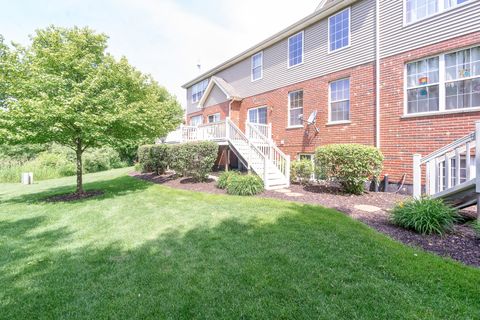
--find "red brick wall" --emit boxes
[380,32,480,183]
[190,62,377,157]
[187,101,229,125]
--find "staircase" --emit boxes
[413,121,480,214]
[165,118,290,190]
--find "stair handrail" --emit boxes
[226,118,267,179]
[245,122,290,181]
[413,122,479,198]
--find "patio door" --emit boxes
[248,106,267,124]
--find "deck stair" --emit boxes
[165,118,290,190]
[413,121,480,216]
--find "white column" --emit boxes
[413,154,422,199]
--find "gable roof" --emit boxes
[182,0,357,89]
[198,76,242,108]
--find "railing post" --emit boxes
[268,123,272,139]
[475,121,480,220]
[413,154,422,199]
[286,155,291,188]
[263,156,268,189]
[225,117,230,140]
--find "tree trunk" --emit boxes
[76,139,84,195]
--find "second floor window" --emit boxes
[288,90,304,127]
[329,78,350,122]
[329,8,350,52]
[405,0,470,24]
[288,32,304,68]
[192,79,208,103]
[251,52,263,81]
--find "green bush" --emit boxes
[170,142,218,182]
[137,145,155,173]
[391,198,458,235]
[315,144,383,195]
[83,147,126,173]
[150,144,170,175]
[291,159,313,185]
[217,171,240,189]
[473,221,480,237]
[226,174,264,196]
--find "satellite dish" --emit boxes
[307,110,317,125]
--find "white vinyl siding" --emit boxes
[191,79,209,103]
[190,115,203,126]
[288,31,304,68]
[207,113,221,123]
[405,0,471,24]
[251,52,263,81]
[328,8,350,52]
[329,78,350,122]
[288,90,304,127]
[405,46,480,115]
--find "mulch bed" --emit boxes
[131,172,480,268]
[44,190,104,203]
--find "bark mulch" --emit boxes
[44,190,104,203]
[131,172,480,268]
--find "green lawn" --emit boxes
[1,168,479,319]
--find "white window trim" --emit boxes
[251,51,263,82]
[403,45,480,116]
[403,0,472,26]
[328,78,351,124]
[287,90,304,128]
[287,31,305,69]
[247,105,268,123]
[207,113,221,123]
[327,7,351,54]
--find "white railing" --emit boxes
[246,122,272,140]
[413,121,480,198]
[198,121,226,141]
[246,121,290,184]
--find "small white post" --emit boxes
[285,155,291,188]
[475,121,480,219]
[466,142,472,180]
[268,123,272,139]
[21,172,33,185]
[445,154,451,189]
[263,156,268,189]
[413,154,421,199]
[455,148,461,186]
[225,117,230,140]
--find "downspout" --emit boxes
[375,0,381,148]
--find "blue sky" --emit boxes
[0,0,317,107]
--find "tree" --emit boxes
[0,26,183,194]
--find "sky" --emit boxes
[0,0,318,108]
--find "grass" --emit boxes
[0,168,479,319]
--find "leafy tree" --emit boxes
[0,26,183,194]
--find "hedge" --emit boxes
[315,144,383,195]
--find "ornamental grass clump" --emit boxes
[217,171,240,189]
[391,197,458,235]
[226,174,264,196]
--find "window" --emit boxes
[251,52,263,81]
[288,90,303,127]
[191,79,209,103]
[329,78,350,122]
[248,106,267,124]
[445,47,480,110]
[288,32,304,68]
[207,113,220,123]
[405,0,471,24]
[328,8,350,52]
[406,57,440,113]
[190,115,202,126]
[405,46,480,115]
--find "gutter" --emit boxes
[375,0,381,148]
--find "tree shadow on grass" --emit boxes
[1,203,479,319]
[3,175,152,205]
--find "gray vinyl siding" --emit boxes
[380,0,480,58]
[204,85,229,108]
[186,0,375,114]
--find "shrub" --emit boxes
[150,144,170,175]
[315,144,383,195]
[473,221,480,237]
[226,174,264,196]
[83,147,126,173]
[291,159,313,185]
[170,142,218,182]
[137,145,155,173]
[217,171,240,189]
[390,197,458,235]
